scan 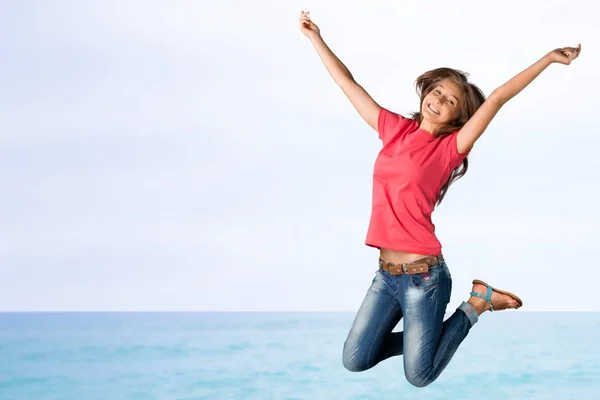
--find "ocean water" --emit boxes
[0,312,598,400]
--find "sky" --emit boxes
[1,0,599,312]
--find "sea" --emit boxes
[0,312,598,400]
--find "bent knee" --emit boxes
[406,377,431,388]
[405,371,433,388]
[342,345,372,372]
[343,355,370,372]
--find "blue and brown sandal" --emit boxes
[470,280,523,311]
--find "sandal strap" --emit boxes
[470,285,495,312]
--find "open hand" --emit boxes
[299,10,320,39]
[548,44,582,65]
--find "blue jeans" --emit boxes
[342,260,479,387]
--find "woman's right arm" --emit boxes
[300,11,381,132]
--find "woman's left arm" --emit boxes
[456,44,581,154]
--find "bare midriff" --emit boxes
[379,248,438,265]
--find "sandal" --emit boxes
[470,279,523,311]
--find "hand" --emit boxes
[548,44,582,65]
[299,10,320,39]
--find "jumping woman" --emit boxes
[299,10,581,387]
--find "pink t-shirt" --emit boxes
[365,108,468,255]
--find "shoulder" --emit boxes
[378,108,419,144]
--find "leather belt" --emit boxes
[379,255,444,276]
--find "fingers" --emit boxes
[300,10,311,24]
[573,43,582,59]
[560,44,582,62]
[560,49,573,62]
[300,10,310,21]
[299,9,318,33]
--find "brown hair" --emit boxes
[409,68,486,205]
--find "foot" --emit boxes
[468,282,521,316]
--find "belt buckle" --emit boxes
[402,264,409,274]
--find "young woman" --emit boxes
[299,10,581,387]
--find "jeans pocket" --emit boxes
[410,266,440,290]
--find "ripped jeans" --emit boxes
[342,260,479,387]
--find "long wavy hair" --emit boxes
[409,68,486,205]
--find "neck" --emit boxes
[419,119,439,135]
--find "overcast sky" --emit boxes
[1,0,598,312]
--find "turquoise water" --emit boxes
[0,312,598,399]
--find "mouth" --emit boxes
[427,103,440,115]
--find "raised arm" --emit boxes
[300,11,381,132]
[456,44,582,154]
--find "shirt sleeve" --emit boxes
[377,108,414,145]
[443,131,470,170]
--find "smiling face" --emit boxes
[420,79,464,130]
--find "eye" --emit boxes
[448,99,455,106]
[434,89,441,95]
